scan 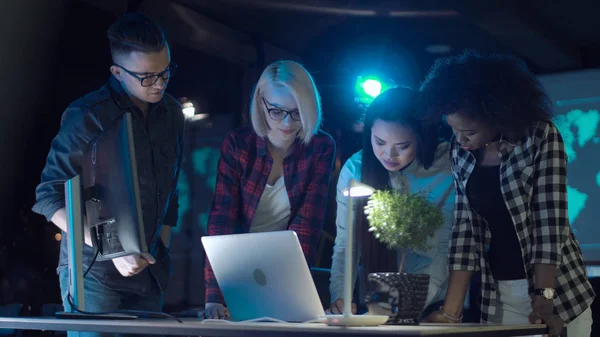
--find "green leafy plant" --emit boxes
[365,189,444,273]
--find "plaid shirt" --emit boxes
[204,126,336,304]
[449,120,595,323]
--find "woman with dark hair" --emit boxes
[420,50,595,337]
[327,86,455,315]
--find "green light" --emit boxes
[363,79,382,97]
[355,76,393,106]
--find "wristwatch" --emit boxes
[534,288,557,300]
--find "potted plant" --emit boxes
[363,189,444,324]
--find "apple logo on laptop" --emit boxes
[253,268,267,286]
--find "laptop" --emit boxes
[201,230,326,322]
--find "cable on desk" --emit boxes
[200,317,326,324]
[42,180,182,323]
[66,294,183,323]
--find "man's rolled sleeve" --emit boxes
[32,105,100,221]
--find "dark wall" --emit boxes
[0,0,76,306]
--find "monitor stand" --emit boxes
[55,175,138,321]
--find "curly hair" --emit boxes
[419,50,553,141]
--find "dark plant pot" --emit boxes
[365,272,430,325]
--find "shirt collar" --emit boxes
[497,137,517,159]
[400,142,454,179]
[257,134,268,157]
[452,134,518,162]
[256,133,302,157]
[107,75,166,116]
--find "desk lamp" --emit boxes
[322,179,389,326]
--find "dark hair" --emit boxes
[419,50,553,141]
[357,86,442,277]
[107,12,167,62]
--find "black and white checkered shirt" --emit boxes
[448,119,595,323]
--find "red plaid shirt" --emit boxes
[204,126,336,304]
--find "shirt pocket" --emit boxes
[451,168,467,195]
[160,144,177,176]
[511,164,536,199]
[158,144,178,202]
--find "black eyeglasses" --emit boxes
[114,63,177,87]
[262,97,301,121]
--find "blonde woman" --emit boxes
[203,60,336,319]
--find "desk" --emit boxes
[0,317,547,336]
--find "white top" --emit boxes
[249,177,291,233]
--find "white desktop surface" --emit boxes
[0,317,547,336]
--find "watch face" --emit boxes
[543,288,554,299]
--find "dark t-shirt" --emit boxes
[466,164,526,280]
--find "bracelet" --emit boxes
[439,306,463,322]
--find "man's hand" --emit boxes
[112,253,156,277]
[51,208,93,247]
[325,298,356,315]
[203,303,230,320]
[529,297,564,337]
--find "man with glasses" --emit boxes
[33,13,184,335]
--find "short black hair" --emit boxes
[107,12,167,62]
[419,50,553,141]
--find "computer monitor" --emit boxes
[57,112,145,318]
[82,112,147,261]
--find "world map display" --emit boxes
[553,108,600,262]
[174,145,220,235]
[554,109,600,222]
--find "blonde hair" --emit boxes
[250,60,322,144]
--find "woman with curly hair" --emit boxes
[420,50,594,337]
